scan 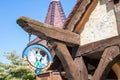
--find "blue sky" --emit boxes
[0,0,76,63]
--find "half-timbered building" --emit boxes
[17,0,120,80]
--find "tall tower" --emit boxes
[29,0,66,44]
[45,0,66,28]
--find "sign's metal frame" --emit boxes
[22,44,53,74]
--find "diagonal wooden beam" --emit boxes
[74,0,98,34]
[112,62,120,79]
[74,57,88,80]
[17,16,80,45]
[92,46,120,80]
[51,42,81,80]
[64,0,91,32]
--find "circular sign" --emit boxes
[22,44,53,74]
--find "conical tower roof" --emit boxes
[45,0,66,28]
[29,0,66,44]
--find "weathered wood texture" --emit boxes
[115,2,120,34]
[17,16,80,45]
[106,0,114,11]
[65,0,91,32]
[107,1,120,34]
[76,36,120,57]
[74,0,98,34]
[112,62,120,79]
[53,42,81,80]
[92,46,120,80]
[74,57,88,80]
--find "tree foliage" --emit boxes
[0,50,35,80]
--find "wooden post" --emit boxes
[74,57,88,80]
[53,42,81,80]
[92,46,120,80]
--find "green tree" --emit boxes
[0,50,35,80]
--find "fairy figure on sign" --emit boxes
[22,44,53,75]
[34,49,42,68]
[34,49,48,69]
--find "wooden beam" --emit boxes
[74,57,88,80]
[53,42,81,80]
[114,2,120,34]
[106,0,114,11]
[65,0,91,32]
[17,16,80,45]
[74,0,98,34]
[76,36,120,57]
[112,62,120,79]
[92,46,120,80]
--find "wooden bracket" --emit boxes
[92,46,120,80]
[51,42,81,80]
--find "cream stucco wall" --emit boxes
[80,1,118,45]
